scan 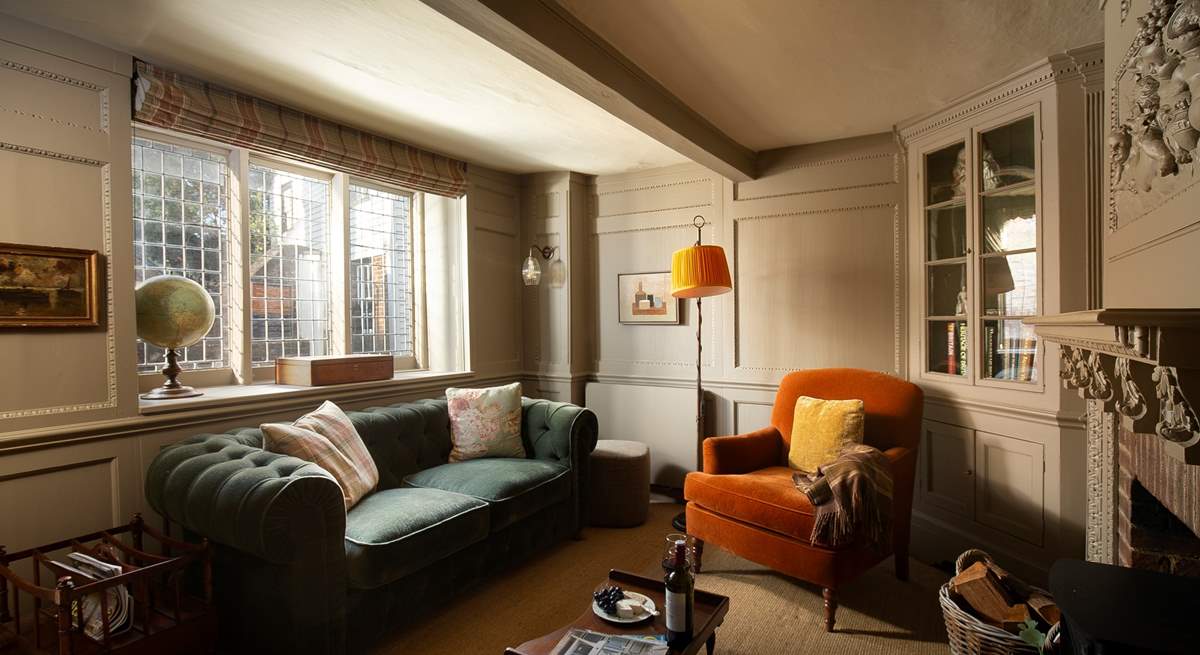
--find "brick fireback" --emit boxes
[1118,429,1200,571]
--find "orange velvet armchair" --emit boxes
[683,368,923,632]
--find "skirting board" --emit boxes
[910,511,1051,586]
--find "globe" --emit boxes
[135,275,216,349]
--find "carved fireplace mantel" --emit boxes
[1028,309,1200,564]
[1028,309,1200,463]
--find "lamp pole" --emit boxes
[674,216,708,532]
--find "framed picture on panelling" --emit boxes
[618,271,679,325]
[0,242,102,328]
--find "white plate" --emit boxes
[592,590,656,623]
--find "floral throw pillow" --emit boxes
[446,382,525,462]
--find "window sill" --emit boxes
[138,369,474,416]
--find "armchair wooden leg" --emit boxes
[693,538,704,573]
[822,588,837,633]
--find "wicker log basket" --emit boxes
[939,549,1050,655]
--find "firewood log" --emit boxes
[1027,593,1061,626]
[985,560,1034,600]
[1002,604,1032,634]
[951,561,1014,625]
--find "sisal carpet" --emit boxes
[372,503,949,654]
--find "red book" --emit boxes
[947,322,957,375]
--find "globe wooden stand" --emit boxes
[141,348,203,400]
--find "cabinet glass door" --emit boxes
[924,141,967,376]
[977,116,1037,383]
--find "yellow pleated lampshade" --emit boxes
[671,244,732,298]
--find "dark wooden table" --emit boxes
[505,569,729,655]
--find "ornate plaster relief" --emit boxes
[1108,0,1200,229]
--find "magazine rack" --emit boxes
[0,514,215,654]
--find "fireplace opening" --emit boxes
[1129,479,1200,577]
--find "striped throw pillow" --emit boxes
[262,400,379,510]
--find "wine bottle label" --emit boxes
[665,590,686,632]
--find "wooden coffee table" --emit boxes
[505,569,730,655]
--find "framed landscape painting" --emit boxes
[0,242,101,327]
[618,271,679,325]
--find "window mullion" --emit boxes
[412,193,428,369]
[229,146,254,384]
[967,128,980,385]
[330,172,351,356]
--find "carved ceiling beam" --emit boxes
[419,0,757,182]
[1027,309,1200,463]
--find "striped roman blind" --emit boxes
[132,60,468,198]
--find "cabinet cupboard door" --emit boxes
[920,420,975,518]
[974,431,1044,546]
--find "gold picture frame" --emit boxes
[0,242,102,328]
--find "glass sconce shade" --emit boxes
[548,258,567,288]
[522,250,542,286]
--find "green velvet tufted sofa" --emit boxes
[144,397,598,654]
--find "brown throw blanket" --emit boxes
[792,444,893,549]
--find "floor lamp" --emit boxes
[669,215,733,531]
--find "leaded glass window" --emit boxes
[132,137,228,373]
[349,183,414,357]
[248,164,331,364]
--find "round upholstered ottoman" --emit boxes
[587,439,651,528]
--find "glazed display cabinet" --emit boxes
[897,43,1105,582]
[922,116,1041,386]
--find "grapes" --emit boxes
[592,585,625,615]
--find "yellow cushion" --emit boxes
[787,396,865,473]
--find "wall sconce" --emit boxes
[522,244,557,286]
[547,255,567,288]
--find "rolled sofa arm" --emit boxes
[145,431,348,655]
[145,432,346,563]
[521,398,598,466]
[521,398,599,534]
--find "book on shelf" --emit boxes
[984,323,997,379]
[1000,324,1016,380]
[1017,331,1036,382]
[943,321,967,376]
[957,322,968,377]
[946,322,956,375]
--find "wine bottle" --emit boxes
[664,539,694,649]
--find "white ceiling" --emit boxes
[0,0,690,175]
[558,0,1104,151]
[1,0,1105,175]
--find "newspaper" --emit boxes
[551,628,667,655]
[57,552,133,641]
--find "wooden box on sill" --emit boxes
[274,354,394,386]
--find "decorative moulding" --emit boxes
[896,45,1102,148]
[0,55,111,134]
[1026,308,1200,462]
[594,176,715,219]
[1065,44,1108,89]
[595,175,712,198]
[732,151,899,203]
[0,143,117,422]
